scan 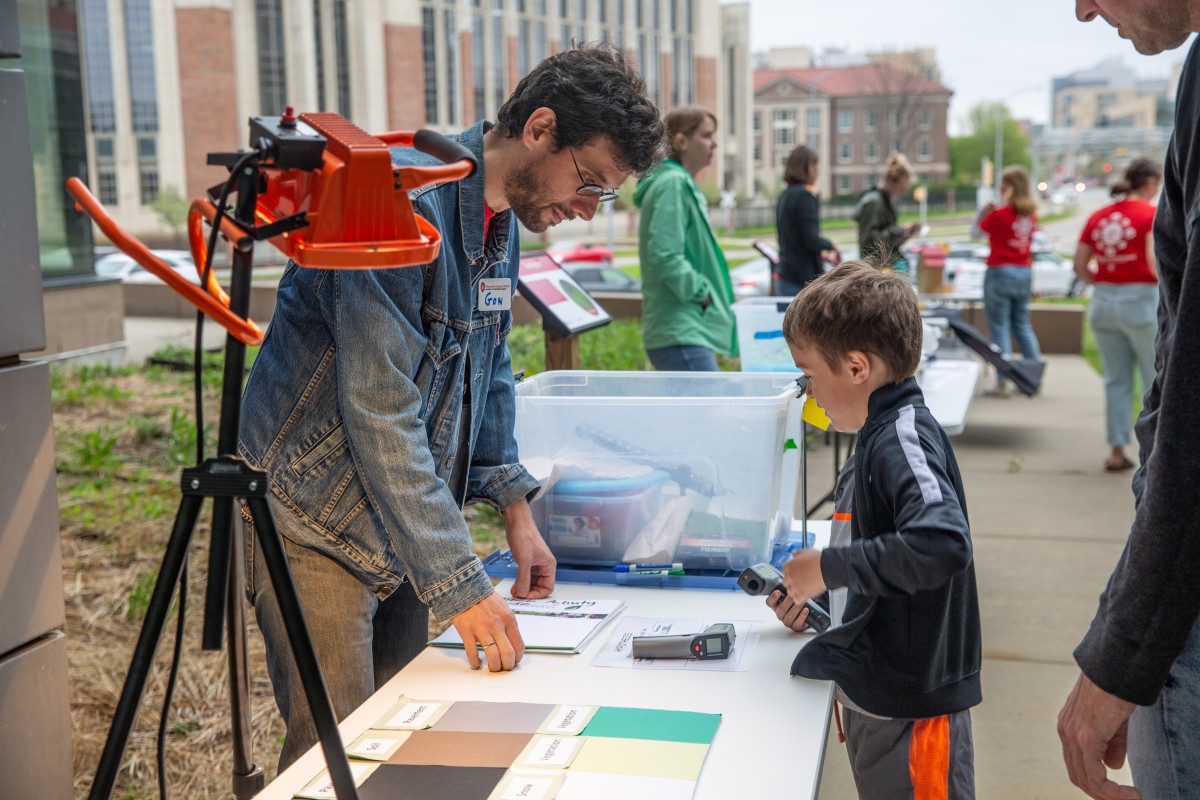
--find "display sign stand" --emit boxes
[517,250,612,371]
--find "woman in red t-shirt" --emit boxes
[1073,158,1162,471]
[973,166,1042,394]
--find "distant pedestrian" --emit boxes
[633,106,736,371]
[973,165,1042,395]
[1073,158,1162,473]
[853,152,920,271]
[775,145,840,296]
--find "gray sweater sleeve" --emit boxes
[1073,38,1200,706]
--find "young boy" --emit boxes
[772,261,981,799]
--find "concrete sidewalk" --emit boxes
[813,354,1137,799]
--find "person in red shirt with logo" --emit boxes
[1073,158,1163,472]
[972,165,1042,395]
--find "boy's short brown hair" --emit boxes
[782,260,923,380]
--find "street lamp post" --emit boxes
[994,85,1041,197]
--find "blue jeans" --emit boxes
[1088,283,1158,446]
[983,266,1041,361]
[646,344,719,372]
[250,533,429,770]
[775,278,804,297]
[1128,615,1200,798]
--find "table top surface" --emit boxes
[256,579,834,800]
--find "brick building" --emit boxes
[78,0,751,241]
[753,63,952,199]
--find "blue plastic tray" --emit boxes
[481,527,817,591]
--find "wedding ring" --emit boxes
[482,641,497,648]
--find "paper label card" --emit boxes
[294,762,375,799]
[537,705,596,736]
[479,278,513,311]
[376,696,452,730]
[488,770,564,800]
[346,729,411,761]
[516,735,584,769]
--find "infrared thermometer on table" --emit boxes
[631,622,736,660]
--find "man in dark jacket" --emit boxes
[773,261,981,799]
[1059,3,1200,799]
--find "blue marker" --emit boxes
[613,562,684,573]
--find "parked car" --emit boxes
[95,250,202,285]
[729,256,773,299]
[545,241,614,265]
[561,262,641,293]
[943,246,1079,298]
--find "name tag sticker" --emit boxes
[479,278,513,311]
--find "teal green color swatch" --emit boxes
[581,707,721,744]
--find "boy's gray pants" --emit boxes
[842,706,975,800]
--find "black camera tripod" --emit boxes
[85,153,361,800]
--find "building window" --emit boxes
[519,17,531,75]
[125,0,158,132]
[865,111,877,132]
[445,8,460,125]
[473,12,486,116]
[838,139,852,162]
[890,109,902,130]
[838,175,852,194]
[139,168,159,204]
[256,0,287,115]
[492,1,506,112]
[80,0,116,133]
[866,140,879,162]
[422,7,437,124]
[136,136,156,160]
[95,137,114,159]
[919,107,933,130]
[918,137,932,160]
[753,141,761,163]
[333,0,351,118]
[773,109,796,148]
[807,109,819,135]
[98,170,118,206]
[838,110,852,132]
[753,113,761,132]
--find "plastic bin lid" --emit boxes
[552,469,671,495]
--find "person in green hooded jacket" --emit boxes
[632,106,737,371]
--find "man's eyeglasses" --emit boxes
[569,148,619,203]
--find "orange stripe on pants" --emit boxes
[910,715,950,800]
[833,512,852,521]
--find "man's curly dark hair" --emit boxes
[494,43,664,177]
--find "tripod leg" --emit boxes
[226,501,264,798]
[88,494,205,800]
[246,498,358,800]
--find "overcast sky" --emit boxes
[740,0,1193,134]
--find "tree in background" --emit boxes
[950,102,1031,184]
[150,186,190,246]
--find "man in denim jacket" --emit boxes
[239,45,663,769]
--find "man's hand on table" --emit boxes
[504,498,556,600]
[451,593,525,672]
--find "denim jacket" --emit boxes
[239,121,539,621]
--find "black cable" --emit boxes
[158,148,258,800]
[156,561,187,800]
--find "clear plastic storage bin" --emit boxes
[732,298,798,373]
[515,371,803,570]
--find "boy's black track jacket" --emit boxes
[791,378,982,719]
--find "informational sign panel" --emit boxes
[518,251,612,337]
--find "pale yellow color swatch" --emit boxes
[569,737,709,781]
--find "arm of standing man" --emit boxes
[1060,70,1200,796]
